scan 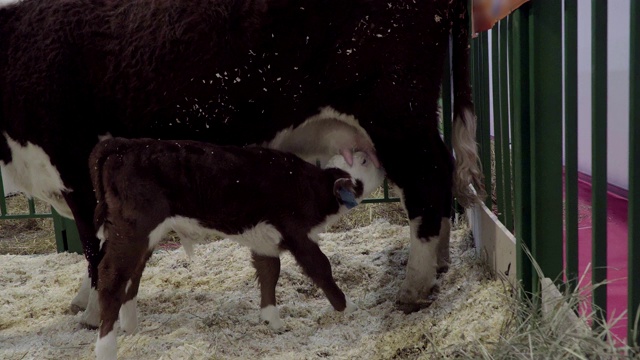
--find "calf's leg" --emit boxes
[287,238,356,314]
[251,252,283,330]
[119,251,153,334]
[95,235,149,360]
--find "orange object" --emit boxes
[473,0,530,34]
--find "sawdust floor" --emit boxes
[0,220,511,359]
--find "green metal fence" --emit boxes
[0,173,83,254]
[470,0,639,347]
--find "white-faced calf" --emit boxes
[90,137,384,360]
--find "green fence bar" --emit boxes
[499,19,514,231]
[27,198,36,215]
[511,5,533,295]
[529,0,564,288]
[492,27,506,224]
[629,0,640,347]
[591,0,607,329]
[480,32,493,207]
[564,0,579,290]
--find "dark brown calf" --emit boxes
[90,137,384,360]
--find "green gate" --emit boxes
[0,173,83,254]
[469,0,639,348]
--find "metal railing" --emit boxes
[470,0,639,347]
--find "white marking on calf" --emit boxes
[119,297,138,334]
[397,217,439,303]
[95,328,117,360]
[125,280,132,294]
[147,216,282,258]
[1,133,73,218]
[260,305,284,331]
[229,222,282,257]
[97,225,107,251]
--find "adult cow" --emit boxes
[0,0,484,326]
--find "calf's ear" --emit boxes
[333,178,358,209]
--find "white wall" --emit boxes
[576,0,630,190]
[485,0,631,191]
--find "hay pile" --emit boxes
[0,219,514,359]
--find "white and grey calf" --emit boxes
[89,137,384,360]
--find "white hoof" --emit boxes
[95,329,117,360]
[119,297,138,334]
[343,297,358,315]
[260,305,284,331]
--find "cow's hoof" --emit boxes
[69,303,85,315]
[396,286,437,314]
[80,321,99,330]
[436,264,450,275]
[80,309,101,329]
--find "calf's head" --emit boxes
[326,151,385,209]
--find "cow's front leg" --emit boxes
[63,187,104,328]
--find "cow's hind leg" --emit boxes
[384,135,453,313]
[251,252,283,330]
[288,237,357,314]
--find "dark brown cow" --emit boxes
[89,137,384,359]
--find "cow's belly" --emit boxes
[1,133,74,218]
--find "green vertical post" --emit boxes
[591,0,607,329]
[512,5,533,295]
[564,0,579,290]
[628,0,640,347]
[28,198,36,215]
[499,19,514,231]
[492,26,506,224]
[508,15,517,232]
[529,0,564,288]
[52,209,84,254]
[480,31,493,207]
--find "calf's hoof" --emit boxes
[261,305,284,332]
[343,298,358,315]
